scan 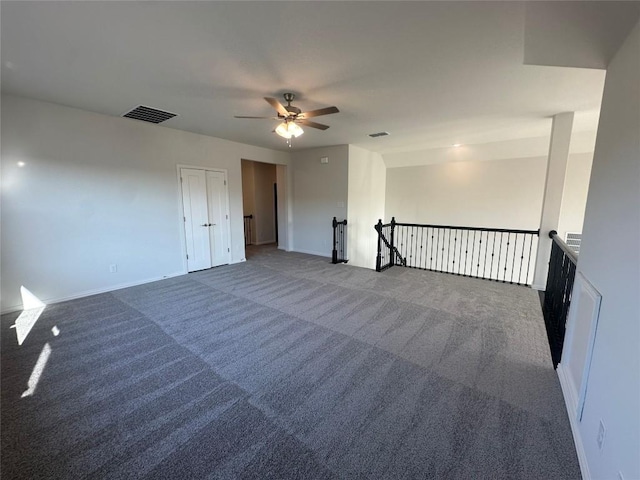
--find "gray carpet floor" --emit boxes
[1,248,581,479]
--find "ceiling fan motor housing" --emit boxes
[283,93,301,117]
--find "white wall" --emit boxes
[291,145,348,257]
[557,152,593,240]
[347,145,386,269]
[385,156,548,230]
[382,129,598,168]
[1,95,289,312]
[561,21,639,480]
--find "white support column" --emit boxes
[532,112,574,290]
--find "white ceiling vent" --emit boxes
[122,105,177,124]
[368,131,390,138]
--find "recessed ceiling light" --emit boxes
[452,143,462,148]
[17,161,25,167]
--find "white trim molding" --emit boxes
[557,364,592,480]
[1,271,186,315]
[291,248,331,259]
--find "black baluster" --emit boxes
[470,230,476,278]
[512,233,519,284]
[418,226,423,269]
[463,229,470,276]
[458,230,464,275]
[409,226,414,267]
[429,227,433,270]
[489,232,498,280]
[453,230,458,274]
[498,232,504,282]
[447,228,453,272]
[483,231,489,279]
[526,234,535,285]
[478,231,483,277]
[504,232,511,283]
[440,228,444,271]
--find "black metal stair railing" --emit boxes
[543,230,578,368]
[243,215,253,246]
[332,217,348,264]
[375,218,406,271]
[375,218,539,285]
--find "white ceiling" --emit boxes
[1,1,637,155]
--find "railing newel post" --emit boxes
[332,217,338,264]
[390,217,396,267]
[375,219,383,272]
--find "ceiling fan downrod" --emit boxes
[283,92,295,106]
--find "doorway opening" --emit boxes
[241,160,280,252]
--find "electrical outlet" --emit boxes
[109,264,118,273]
[597,419,606,450]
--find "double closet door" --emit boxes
[180,168,230,272]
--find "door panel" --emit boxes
[206,171,230,267]
[181,169,212,272]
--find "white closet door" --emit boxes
[181,168,212,272]
[206,171,230,267]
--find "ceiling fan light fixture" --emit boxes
[275,121,304,139]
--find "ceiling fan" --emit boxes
[235,93,339,145]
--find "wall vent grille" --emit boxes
[565,232,582,255]
[122,105,177,124]
[368,131,390,138]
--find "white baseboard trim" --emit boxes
[1,271,186,315]
[254,240,276,246]
[557,364,591,480]
[557,363,579,415]
[531,283,546,291]
[291,248,331,259]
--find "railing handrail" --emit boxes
[549,230,578,264]
[375,217,539,284]
[333,218,347,227]
[396,222,539,235]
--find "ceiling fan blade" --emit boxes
[299,106,339,118]
[298,119,330,130]
[264,97,289,116]
[234,116,279,119]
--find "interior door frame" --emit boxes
[176,164,232,274]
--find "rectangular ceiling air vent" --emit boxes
[369,131,390,138]
[122,105,177,124]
